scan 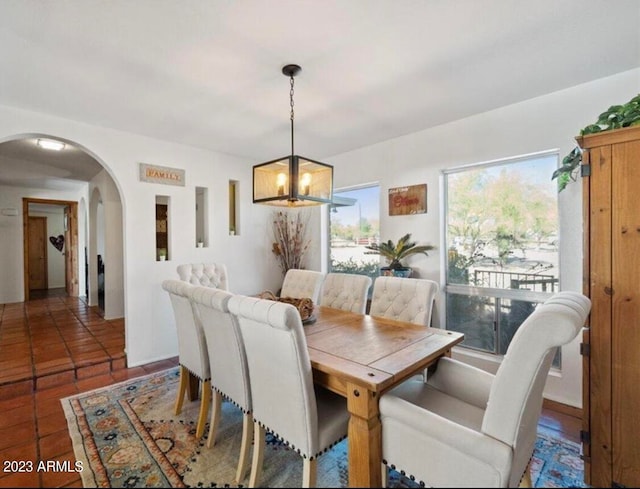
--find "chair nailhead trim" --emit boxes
[210,385,251,414]
[254,420,346,460]
[384,461,425,487]
[180,364,211,382]
[518,455,534,485]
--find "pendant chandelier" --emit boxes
[252,64,333,206]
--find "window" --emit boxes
[328,185,380,287]
[443,152,560,364]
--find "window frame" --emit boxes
[442,149,561,360]
[326,182,381,283]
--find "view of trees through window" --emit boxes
[444,153,561,363]
[329,185,380,285]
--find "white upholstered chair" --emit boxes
[378,290,591,488]
[369,275,439,326]
[228,295,350,488]
[177,262,229,290]
[189,286,253,484]
[161,279,211,439]
[280,268,325,304]
[319,272,372,314]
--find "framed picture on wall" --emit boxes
[388,184,427,216]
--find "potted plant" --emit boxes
[365,233,434,277]
[271,209,311,275]
[552,93,640,191]
[157,248,167,261]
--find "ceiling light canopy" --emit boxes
[253,64,333,207]
[36,138,65,151]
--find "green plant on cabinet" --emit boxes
[552,93,640,192]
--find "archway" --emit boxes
[0,133,125,321]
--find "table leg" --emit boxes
[346,381,381,488]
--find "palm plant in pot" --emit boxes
[365,233,434,277]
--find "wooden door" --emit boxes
[23,198,80,301]
[611,138,640,487]
[586,144,613,487]
[28,216,48,290]
[580,126,640,488]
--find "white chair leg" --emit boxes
[174,365,188,415]
[206,391,222,448]
[248,423,265,488]
[302,458,317,488]
[235,413,253,483]
[195,379,211,438]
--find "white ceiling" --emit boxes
[0,0,639,190]
[0,138,104,190]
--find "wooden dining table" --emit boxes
[304,306,464,488]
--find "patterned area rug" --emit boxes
[61,368,587,488]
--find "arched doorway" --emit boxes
[0,133,125,319]
[0,132,128,378]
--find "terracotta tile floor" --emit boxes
[0,293,178,488]
[0,292,581,488]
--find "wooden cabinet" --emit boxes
[581,125,640,488]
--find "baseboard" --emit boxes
[543,398,582,419]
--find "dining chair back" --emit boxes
[189,285,253,483]
[161,279,211,438]
[228,294,350,488]
[177,262,229,290]
[379,290,591,488]
[319,272,372,314]
[369,275,439,326]
[280,268,324,304]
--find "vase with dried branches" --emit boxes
[271,209,311,275]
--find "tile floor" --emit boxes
[0,292,178,487]
[0,291,581,488]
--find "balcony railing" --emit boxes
[472,269,558,293]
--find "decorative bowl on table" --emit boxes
[257,291,315,323]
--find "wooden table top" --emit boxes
[305,306,464,394]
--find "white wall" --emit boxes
[77,197,88,298]
[96,201,105,258]
[88,186,102,307]
[0,107,280,367]
[89,170,124,319]
[326,68,640,407]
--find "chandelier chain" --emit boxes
[289,75,295,121]
[289,74,295,154]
